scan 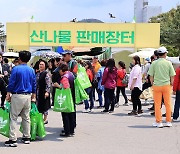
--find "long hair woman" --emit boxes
[101,58,117,113]
[115,61,128,107]
[128,56,143,115]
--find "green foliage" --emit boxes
[149,5,180,57]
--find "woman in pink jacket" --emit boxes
[101,58,117,113]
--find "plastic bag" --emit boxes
[0,108,10,137]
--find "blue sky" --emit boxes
[0,0,179,25]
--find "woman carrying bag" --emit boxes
[53,63,75,137]
[115,61,128,107]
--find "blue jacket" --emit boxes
[96,66,105,91]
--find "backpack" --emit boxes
[122,73,129,85]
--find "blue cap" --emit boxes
[145,57,150,62]
[61,50,73,55]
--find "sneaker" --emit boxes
[5,140,17,147]
[165,122,172,127]
[21,138,30,144]
[152,122,163,128]
[123,103,129,106]
[89,109,94,112]
[82,109,90,113]
[172,119,178,122]
[128,110,138,116]
[101,110,109,113]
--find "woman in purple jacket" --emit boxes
[101,58,117,113]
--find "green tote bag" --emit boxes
[54,88,75,113]
[77,65,92,89]
[0,108,10,138]
[74,79,89,104]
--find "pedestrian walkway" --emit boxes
[0,97,179,154]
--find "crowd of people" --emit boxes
[0,46,179,147]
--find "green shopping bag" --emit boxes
[20,103,46,140]
[77,65,92,89]
[37,113,46,138]
[0,108,10,137]
[75,79,89,104]
[5,101,11,112]
[30,102,39,115]
[19,114,38,141]
[54,88,75,112]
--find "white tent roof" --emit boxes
[128,48,156,58]
[3,52,19,58]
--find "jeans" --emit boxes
[97,89,103,107]
[173,91,180,119]
[104,88,115,111]
[84,87,94,110]
[131,87,142,111]
[116,86,128,104]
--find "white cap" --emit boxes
[157,46,168,53]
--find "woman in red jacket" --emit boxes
[173,63,180,121]
[115,61,128,107]
[101,58,117,113]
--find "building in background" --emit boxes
[134,0,162,23]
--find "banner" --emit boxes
[6,22,160,51]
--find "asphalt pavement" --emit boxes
[0,95,179,154]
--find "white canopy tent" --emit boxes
[128,48,156,58]
[3,52,19,58]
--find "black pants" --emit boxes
[104,88,115,111]
[116,86,128,104]
[61,112,75,135]
[0,78,7,107]
[51,87,56,106]
[142,82,151,91]
[173,91,180,119]
[131,87,142,111]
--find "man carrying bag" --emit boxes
[5,51,36,147]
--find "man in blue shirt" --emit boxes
[5,51,36,147]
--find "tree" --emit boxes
[149,5,180,57]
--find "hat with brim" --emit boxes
[61,50,73,55]
[157,47,168,54]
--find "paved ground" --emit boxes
[0,95,179,154]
